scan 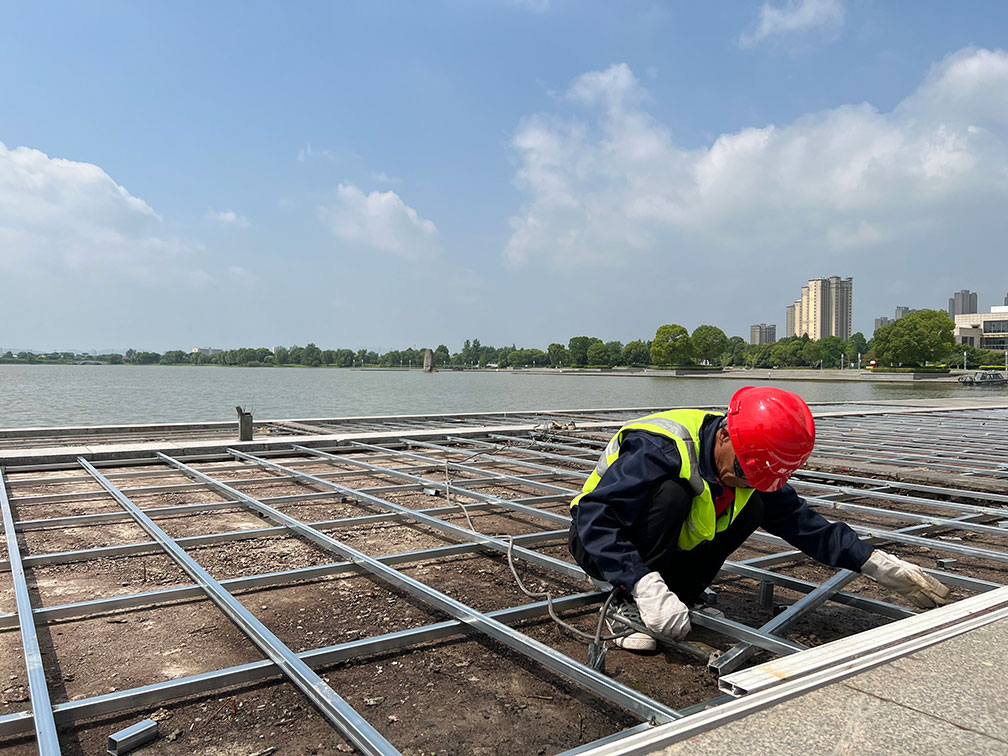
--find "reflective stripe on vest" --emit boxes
[570,409,755,551]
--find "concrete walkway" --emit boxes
[658,617,1008,755]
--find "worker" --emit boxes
[568,386,950,652]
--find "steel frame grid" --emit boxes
[0,400,1006,754]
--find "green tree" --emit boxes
[603,341,624,366]
[724,336,747,366]
[568,336,600,367]
[622,340,651,366]
[870,309,955,367]
[845,332,869,362]
[770,337,802,367]
[650,324,692,366]
[586,341,612,367]
[819,336,844,368]
[160,350,189,365]
[434,344,450,366]
[691,325,728,365]
[547,343,568,367]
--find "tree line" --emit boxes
[2,310,1003,369]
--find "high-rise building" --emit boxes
[948,289,978,317]
[794,276,853,341]
[874,316,893,333]
[828,276,854,341]
[1004,292,1007,307]
[894,306,910,320]
[750,323,777,345]
[785,304,796,338]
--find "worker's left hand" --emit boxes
[861,550,951,609]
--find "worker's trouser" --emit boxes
[568,478,764,605]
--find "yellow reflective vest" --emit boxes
[571,409,756,551]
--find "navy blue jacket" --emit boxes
[571,413,873,592]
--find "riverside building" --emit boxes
[785,276,853,341]
[954,306,1008,350]
[750,323,776,345]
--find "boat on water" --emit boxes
[958,370,1007,386]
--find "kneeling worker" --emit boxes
[568,386,949,651]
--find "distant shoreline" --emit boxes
[0,361,978,384]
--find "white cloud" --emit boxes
[740,0,844,47]
[0,141,193,274]
[297,142,337,162]
[320,183,440,260]
[504,50,1008,275]
[206,209,249,228]
[370,170,401,185]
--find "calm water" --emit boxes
[0,365,967,428]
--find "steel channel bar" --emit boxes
[822,412,1008,438]
[344,440,576,496]
[689,611,804,655]
[485,433,602,459]
[846,522,1008,562]
[708,569,859,675]
[818,427,1008,459]
[816,431,1008,467]
[9,460,452,506]
[0,592,604,740]
[297,445,571,526]
[811,441,1008,480]
[822,414,1008,439]
[721,561,913,619]
[792,469,1008,506]
[9,471,567,532]
[155,452,683,725]
[797,493,1008,538]
[0,496,570,571]
[0,467,61,754]
[441,435,598,470]
[77,458,398,756]
[230,447,586,580]
[0,531,564,631]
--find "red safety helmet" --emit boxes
[726,386,815,492]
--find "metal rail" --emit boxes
[0,467,61,754]
[78,458,399,756]
[155,452,684,725]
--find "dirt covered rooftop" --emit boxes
[1,400,1007,755]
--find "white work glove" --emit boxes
[861,550,951,609]
[630,572,691,640]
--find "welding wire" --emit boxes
[77,458,399,756]
[0,467,61,755]
[157,452,683,725]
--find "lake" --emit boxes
[0,365,970,429]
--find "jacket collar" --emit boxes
[698,413,725,497]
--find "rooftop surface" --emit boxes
[1,397,1007,754]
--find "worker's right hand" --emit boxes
[630,572,691,640]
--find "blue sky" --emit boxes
[2,0,1007,353]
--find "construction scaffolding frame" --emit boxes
[0,398,1006,754]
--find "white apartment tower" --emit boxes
[792,276,853,341]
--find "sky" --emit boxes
[1,0,1007,354]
